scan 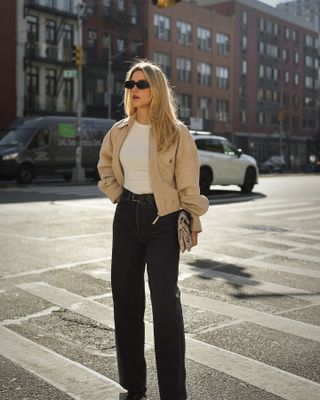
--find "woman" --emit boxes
[98,60,209,400]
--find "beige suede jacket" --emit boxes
[97,114,209,232]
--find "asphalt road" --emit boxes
[0,174,320,400]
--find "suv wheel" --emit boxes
[200,168,212,195]
[240,168,256,193]
[17,164,35,184]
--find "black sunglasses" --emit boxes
[124,80,150,90]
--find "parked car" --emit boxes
[0,116,115,184]
[190,131,259,195]
[259,155,286,173]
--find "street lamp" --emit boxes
[106,42,143,119]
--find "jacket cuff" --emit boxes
[191,214,202,232]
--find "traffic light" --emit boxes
[72,45,83,68]
[152,0,181,7]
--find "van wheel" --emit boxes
[17,165,35,184]
[200,168,212,195]
[240,168,256,193]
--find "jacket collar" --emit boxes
[117,114,136,129]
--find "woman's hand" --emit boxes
[191,231,199,247]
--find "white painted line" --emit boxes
[230,242,320,264]
[0,326,123,400]
[180,260,320,304]
[0,257,110,280]
[39,232,110,241]
[229,201,311,213]
[16,282,115,329]
[287,213,320,221]
[260,237,316,249]
[16,282,320,400]
[187,337,320,400]
[286,232,320,241]
[181,293,320,343]
[190,248,320,279]
[256,206,320,217]
[84,269,320,342]
[1,307,60,326]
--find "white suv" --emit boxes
[190,131,259,195]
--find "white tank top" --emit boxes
[119,120,153,194]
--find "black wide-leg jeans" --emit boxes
[111,193,187,400]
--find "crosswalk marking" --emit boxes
[255,206,320,217]
[82,268,320,343]
[229,201,312,212]
[286,232,320,241]
[179,261,320,303]
[15,281,320,400]
[186,248,320,279]
[229,241,320,264]
[0,257,110,280]
[0,326,123,400]
[288,213,320,221]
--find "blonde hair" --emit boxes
[123,59,179,152]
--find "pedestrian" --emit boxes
[97,59,209,400]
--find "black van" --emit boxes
[0,116,115,183]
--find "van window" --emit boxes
[29,129,49,149]
[0,128,34,146]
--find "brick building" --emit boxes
[204,0,319,168]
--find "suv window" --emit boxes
[195,138,224,153]
[222,141,237,156]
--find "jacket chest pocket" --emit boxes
[159,151,176,181]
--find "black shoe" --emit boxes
[124,390,148,400]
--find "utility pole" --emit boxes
[72,1,85,182]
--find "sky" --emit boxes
[258,0,281,7]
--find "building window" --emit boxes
[294,73,299,86]
[45,19,56,44]
[177,93,192,118]
[305,55,313,68]
[154,52,171,77]
[284,71,289,83]
[45,68,56,110]
[117,38,125,52]
[305,76,314,88]
[131,3,138,25]
[26,66,39,110]
[197,97,212,119]
[176,21,192,46]
[282,48,289,61]
[216,99,229,122]
[285,27,290,39]
[176,57,192,82]
[240,110,246,124]
[197,27,211,51]
[304,97,314,107]
[103,0,111,16]
[216,33,229,55]
[273,23,279,36]
[154,14,171,41]
[242,60,247,74]
[87,29,97,49]
[294,51,299,64]
[26,15,39,43]
[305,34,314,47]
[259,18,264,31]
[62,24,73,49]
[241,35,247,49]
[117,0,125,11]
[86,0,96,15]
[102,33,111,49]
[197,62,211,85]
[216,66,229,89]
[242,11,247,25]
[266,43,278,58]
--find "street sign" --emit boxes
[63,70,77,78]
